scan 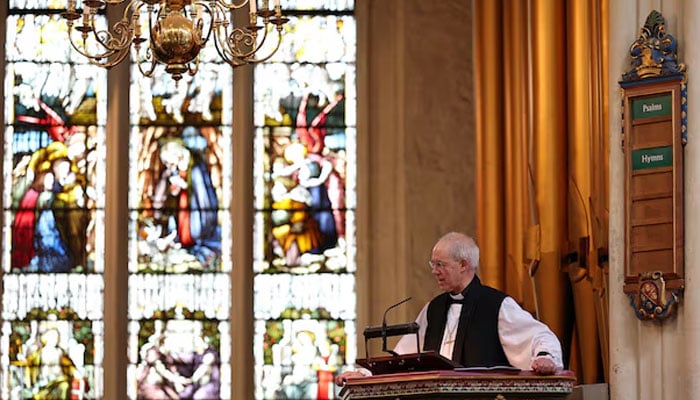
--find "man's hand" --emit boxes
[531,356,558,375]
[334,371,365,387]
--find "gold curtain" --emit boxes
[474,0,609,384]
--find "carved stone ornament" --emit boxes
[621,10,686,82]
[627,271,681,321]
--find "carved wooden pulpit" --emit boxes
[339,369,576,400]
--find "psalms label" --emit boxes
[632,94,672,119]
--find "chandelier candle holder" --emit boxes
[61,0,288,80]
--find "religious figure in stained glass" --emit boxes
[7,58,100,274]
[4,5,105,396]
[152,138,221,267]
[253,9,357,398]
[135,127,224,273]
[270,86,345,265]
[24,326,81,399]
[8,317,96,399]
[11,138,91,273]
[135,323,188,399]
[128,53,232,398]
[262,73,349,274]
[133,318,223,400]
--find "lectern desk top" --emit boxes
[339,369,576,400]
[356,351,459,375]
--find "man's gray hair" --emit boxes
[438,232,480,271]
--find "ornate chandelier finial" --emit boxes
[61,0,288,81]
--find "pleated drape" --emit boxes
[474,0,609,385]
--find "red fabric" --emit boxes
[12,188,39,269]
[178,188,194,247]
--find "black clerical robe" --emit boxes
[423,276,510,367]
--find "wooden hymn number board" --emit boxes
[620,10,686,321]
[621,76,685,320]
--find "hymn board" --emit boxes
[620,10,686,321]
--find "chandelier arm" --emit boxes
[196,2,215,46]
[134,52,158,77]
[150,2,161,32]
[104,0,132,5]
[212,29,283,67]
[211,27,247,67]
[90,19,133,55]
[223,24,281,61]
[237,29,283,64]
[208,3,235,63]
[228,28,258,58]
[64,1,143,67]
[203,0,275,67]
[86,46,131,68]
[187,56,200,76]
[66,25,130,67]
[130,5,157,76]
[212,0,250,10]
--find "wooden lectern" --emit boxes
[350,301,575,398]
[339,369,576,399]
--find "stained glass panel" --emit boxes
[9,1,67,9]
[255,318,355,399]
[260,15,356,64]
[127,57,232,398]
[279,0,354,11]
[2,5,106,399]
[253,5,356,399]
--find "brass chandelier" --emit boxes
[61,0,288,80]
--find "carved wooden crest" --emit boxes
[627,271,680,320]
[622,10,686,82]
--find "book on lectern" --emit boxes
[356,351,461,375]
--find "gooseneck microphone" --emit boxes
[381,297,412,354]
[363,297,420,356]
[381,296,411,348]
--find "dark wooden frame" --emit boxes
[621,75,685,320]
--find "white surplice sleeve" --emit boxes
[393,303,429,355]
[497,296,564,370]
[389,296,564,371]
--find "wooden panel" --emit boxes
[630,223,674,252]
[630,171,673,199]
[630,197,673,225]
[630,120,673,149]
[629,249,674,276]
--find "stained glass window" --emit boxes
[3,0,357,398]
[2,1,106,398]
[253,1,357,399]
[125,45,233,399]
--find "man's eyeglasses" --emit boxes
[428,260,452,270]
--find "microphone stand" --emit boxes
[363,297,419,360]
[381,297,411,355]
[358,297,460,374]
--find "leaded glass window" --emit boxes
[126,44,233,399]
[253,1,356,399]
[3,1,106,398]
[2,1,358,399]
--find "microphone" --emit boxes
[382,296,411,340]
[363,297,419,356]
